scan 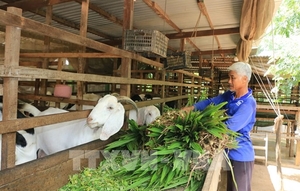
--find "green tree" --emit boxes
[257,0,300,93]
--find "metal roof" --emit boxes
[0,0,282,65]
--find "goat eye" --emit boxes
[108,106,113,110]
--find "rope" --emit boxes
[250,20,287,191]
[191,11,202,40]
[250,57,280,116]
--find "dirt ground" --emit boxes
[252,163,300,191]
[252,164,275,191]
[251,132,300,191]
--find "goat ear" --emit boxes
[100,103,125,140]
[37,148,47,158]
[136,107,144,126]
[137,115,144,126]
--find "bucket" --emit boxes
[53,84,72,98]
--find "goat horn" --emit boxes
[111,92,120,97]
[117,96,138,115]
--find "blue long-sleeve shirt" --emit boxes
[193,89,256,161]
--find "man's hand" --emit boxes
[180,106,195,114]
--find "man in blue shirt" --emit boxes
[181,62,256,191]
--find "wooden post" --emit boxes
[55,58,64,108]
[209,61,214,97]
[120,0,134,97]
[111,58,119,93]
[131,59,138,94]
[76,0,89,110]
[191,76,195,96]
[120,0,134,130]
[295,111,300,164]
[296,140,300,166]
[153,57,160,95]
[177,73,183,108]
[160,70,166,114]
[286,121,291,147]
[39,5,52,107]
[274,115,284,191]
[1,7,22,169]
[289,131,295,157]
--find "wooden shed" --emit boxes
[1,0,299,190]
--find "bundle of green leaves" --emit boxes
[106,102,238,190]
[61,102,239,191]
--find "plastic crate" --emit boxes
[124,29,169,58]
[165,51,192,69]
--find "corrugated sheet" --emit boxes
[0,0,282,56]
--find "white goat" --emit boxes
[15,129,37,165]
[129,105,161,126]
[0,107,37,169]
[18,103,42,117]
[34,94,137,155]
[35,107,101,155]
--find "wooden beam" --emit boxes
[0,139,112,190]
[20,52,121,58]
[143,0,203,51]
[143,0,181,32]
[296,141,300,166]
[75,0,124,27]
[0,110,90,133]
[0,65,205,87]
[202,153,224,191]
[257,104,300,111]
[192,48,236,56]
[166,27,240,39]
[174,69,211,82]
[197,1,221,49]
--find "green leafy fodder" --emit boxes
[61,102,239,191]
[106,102,238,190]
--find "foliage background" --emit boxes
[257,0,300,93]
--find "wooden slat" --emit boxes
[143,0,180,32]
[114,69,211,81]
[0,110,90,134]
[202,152,224,191]
[296,141,300,166]
[0,138,113,190]
[253,146,266,150]
[197,1,221,49]
[257,104,300,111]
[255,156,266,160]
[0,65,202,88]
